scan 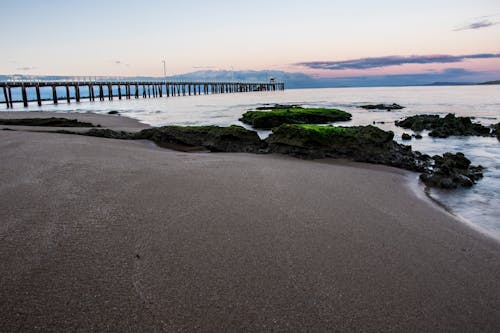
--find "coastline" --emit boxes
[1,112,500,331]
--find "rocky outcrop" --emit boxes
[266,124,431,172]
[69,123,483,189]
[137,125,266,153]
[419,153,483,189]
[395,113,493,138]
[266,124,482,188]
[0,117,96,127]
[240,107,352,129]
[360,103,404,111]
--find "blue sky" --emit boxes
[1,0,499,82]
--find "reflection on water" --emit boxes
[3,85,500,239]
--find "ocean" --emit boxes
[2,85,499,240]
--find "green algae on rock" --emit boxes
[239,107,352,129]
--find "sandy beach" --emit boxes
[1,112,500,332]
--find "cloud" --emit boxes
[455,19,499,31]
[296,53,500,70]
[16,66,36,71]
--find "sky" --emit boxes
[1,0,500,83]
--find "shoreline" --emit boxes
[1,110,497,243]
[1,110,497,242]
[1,111,500,330]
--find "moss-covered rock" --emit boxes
[138,125,266,153]
[0,117,96,127]
[266,124,482,188]
[395,113,493,138]
[266,124,429,170]
[360,103,404,110]
[239,107,352,129]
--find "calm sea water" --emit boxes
[2,86,499,240]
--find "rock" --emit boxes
[107,111,120,115]
[138,125,266,153]
[402,133,412,140]
[419,152,483,189]
[493,122,500,141]
[360,103,404,111]
[266,124,430,171]
[414,134,423,139]
[255,104,302,110]
[84,128,135,139]
[239,107,352,129]
[395,113,493,138]
[0,117,95,127]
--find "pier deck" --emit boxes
[0,80,285,108]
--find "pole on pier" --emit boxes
[166,83,170,97]
[21,84,28,107]
[75,84,80,102]
[159,84,163,97]
[99,85,104,101]
[108,84,113,100]
[7,87,13,108]
[3,85,10,109]
[65,85,71,103]
[52,86,58,104]
[118,85,122,100]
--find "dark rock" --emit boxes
[255,104,302,110]
[240,107,352,129]
[402,133,412,140]
[360,103,404,111]
[84,128,135,140]
[138,125,266,153]
[493,122,500,141]
[0,117,95,127]
[419,152,483,189]
[107,111,120,115]
[414,134,423,139]
[266,124,431,171]
[395,113,493,138]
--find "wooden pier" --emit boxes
[0,80,285,108]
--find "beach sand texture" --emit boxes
[0,113,499,332]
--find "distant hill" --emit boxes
[426,81,475,86]
[478,80,500,85]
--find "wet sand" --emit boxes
[0,112,499,332]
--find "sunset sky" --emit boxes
[1,0,499,82]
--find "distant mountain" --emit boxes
[425,81,475,86]
[478,80,500,85]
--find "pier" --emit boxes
[0,80,285,108]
